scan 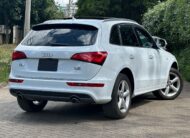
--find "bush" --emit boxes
[143,0,190,81]
[143,0,190,50]
[176,48,190,81]
[0,45,15,83]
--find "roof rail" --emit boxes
[74,16,112,20]
[44,16,138,24]
[74,16,137,23]
[103,18,137,23]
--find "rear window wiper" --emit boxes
[49,42,71,46]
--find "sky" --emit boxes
[54,0,78,6]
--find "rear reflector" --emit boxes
[67,82,104,87]
[9,79,24,83]
[71,52,107,65]
[12,51,27,61]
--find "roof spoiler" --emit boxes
[32,23,98,31]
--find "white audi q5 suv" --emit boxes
[9,18,183,119]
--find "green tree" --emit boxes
[143,0,190,49]
[76,0,165,22]
[0,0,22,43]
[0,0,64,27]
[31,0,64,25]
[143,0,190,81]
[0,0,64,43]
[76,0,110,17]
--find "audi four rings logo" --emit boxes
[42,53,53,58]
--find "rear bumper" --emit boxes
[9,77,114,104]
[10,89,95,103]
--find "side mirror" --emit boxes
[152,36,168,50]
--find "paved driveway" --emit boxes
[0,82,190,138]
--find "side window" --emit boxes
[135,28,154,48]
[119,25,139,47]
[110,25,121,45]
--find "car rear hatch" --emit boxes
[11,23,106,81]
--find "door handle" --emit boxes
[149,55,153,59]
[129,55,134,59]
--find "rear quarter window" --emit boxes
[110,25,121,45]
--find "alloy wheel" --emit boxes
[117,80,130,113]
[160,72,181,97]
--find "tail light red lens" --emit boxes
[12,51,27,61]
[67,82,104,87]
[9,79,24,83]
[71,52,108,65]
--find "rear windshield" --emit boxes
[22,24,98,46]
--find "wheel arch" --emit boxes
[166,61,179,80]
[171,62,179,70]
[119,68,135,96]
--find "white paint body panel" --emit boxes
[9,19,178,104]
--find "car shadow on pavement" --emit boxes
[4,93,159,124]
[131,93,156,109]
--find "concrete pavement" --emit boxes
[0,82,190,138]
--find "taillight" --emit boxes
[12,51,27,61]
[71,52,108,65]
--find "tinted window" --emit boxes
[22,24,98,46]
[110,25,121,45]
[135,28,154,48]
[119,25,139,46]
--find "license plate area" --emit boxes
[38,59,58,71]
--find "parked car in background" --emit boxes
[9,18,183,119]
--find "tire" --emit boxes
[103,73,132,119]
[153,68,183,100]
[17,96,48,112]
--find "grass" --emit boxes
[0,44,15,83]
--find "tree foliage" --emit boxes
[77,0,110,17]
[0,0,20,26]
[76,0,165,22]
[143,0,190,81]
[0,0,64,27]
[143,0,190,50]
[31,0,64,25]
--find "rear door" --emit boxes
[12,24,104,81]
